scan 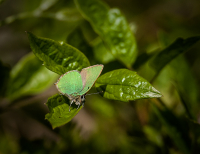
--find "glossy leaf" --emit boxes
[95,69,162,102]
[150,36,200,74]
[27,32,90,75]
[75,0,137,68]
[45,94,82,129]
[152,103,191,154]
[6,53,58,101]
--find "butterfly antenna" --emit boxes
[86,91,104,96]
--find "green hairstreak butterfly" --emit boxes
[55,64,104,111]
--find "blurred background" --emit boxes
[0,0,200,153]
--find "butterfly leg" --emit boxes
[82,102,85,107]
[77,103,81,110]
[69,100,74,112]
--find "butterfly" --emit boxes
[55,64,104,111]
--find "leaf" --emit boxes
[6,53,58,101]
[35,0,58,12]
[143,126,163,147]
[45,94,82,129]
[150,36,200,74]
[170,55,199,117]
[0,61,10,97]
[92,37,115,64]
[133,52,154,70]
[67,28,95,64]
[75,0,137,68]
[27,32,90,75]
[152,103,191,154]
[95,69,162,102]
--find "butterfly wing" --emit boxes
[79,64,104,95]
[55,70,83,97]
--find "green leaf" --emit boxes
[45,94,82,129]
[6,53,58,101]
[27,32,90,75]
[92,37,115,64]
[67,28,95,64]
[152,103,191,154]
[75,0,137,68]
[150,36,200,74]
[0,61,10,97]
[170,55,199,118]
[133,52,154,70]
[35,0,58,12]
[95,69,162,102]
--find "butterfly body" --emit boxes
[55,65,103,111]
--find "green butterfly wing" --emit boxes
[79,65,104,95]
[56,70,83,96]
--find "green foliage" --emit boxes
[92,37,115,64]
[27,32,90,75]
[45,94,82,129]
[1,0,200,153]
[75,0,137,68]
[150,36,200,76]
[27,31,161,127]
[95,69,162,101]
[6,53,58,100]
[66,28,95,64]
[152,103,191,154]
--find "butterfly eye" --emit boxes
[88,87,90,89]
[81,95,85,101]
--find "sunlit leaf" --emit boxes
[27,32,90,75]
[75,0,137,68]
[150,36,200,74]
[95,69,162,102]
[152,103,191,154]
[6,53,58,101]
[45,94,82,129]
